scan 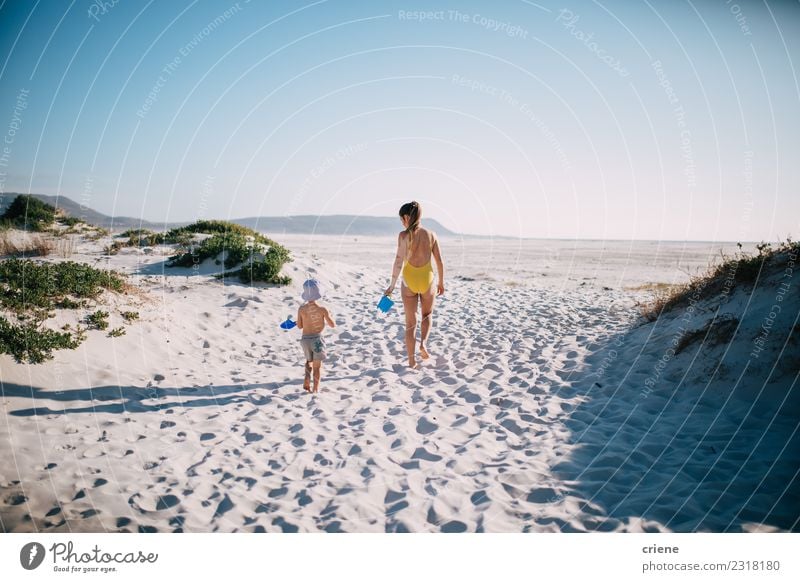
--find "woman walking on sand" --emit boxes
[384,201,445,368]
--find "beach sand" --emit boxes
[1,234,797,532]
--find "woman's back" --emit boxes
[402,227,435,268]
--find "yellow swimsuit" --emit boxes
[403,259,434,294]
[402,229,435,294]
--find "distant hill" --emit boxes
[0,193,163,230]
[0,193,462,236]
[235,215,459,237]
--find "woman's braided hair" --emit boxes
[399,201,421,260]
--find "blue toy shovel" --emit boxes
[377,295,394,313]
[280,316,297,329]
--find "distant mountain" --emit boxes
[235,215,459,237]
[0,192,166,230]
[0,193,462,236]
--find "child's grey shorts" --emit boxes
[300,334,326,361]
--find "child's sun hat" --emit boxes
[301,278,322,302]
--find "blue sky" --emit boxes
[0,0,798,240]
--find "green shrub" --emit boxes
[58,215,84,227]
[85,227,110,241]
[1,195,57,231]
[121,310,139,322]
[0,259,128,363]
[164,221,291,284]
[168,231,258,269]
[0,258,126,313]
[0,316,82,364]
[218,246,293,284]
[108,326,125,337]
[119,228,164,247]
[104,241,123,255]
[86,310,109,330]
[55,297,81,309]
[164,220,271,245]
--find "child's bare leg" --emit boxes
[303,361,312,392]
[419,290,435,359]
[312,361,321,393]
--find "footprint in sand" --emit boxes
[441,520,468,533]
[4,493,27,505]
[526,487,559,504]
[416,417,438,435]
[156,495,180,510]
[273,517,299,533]
[411,447,443,462]
[82,445,105,458]
[458,389,481,403]
[296,491,313,507]
[269,487,288,499]
[214,495,234,519]
[386,498,409,517]
[501,419,526,436]
[450,416,469,428]
[470,491,490,506]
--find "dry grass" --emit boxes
[0,232,54,257]
[85,227,110,241]
[636,239,799,322]
[675,315,739,354]
[624,282,684,293]
[0,231,18,255]
[57,235,77,258]
[29,235,53,257]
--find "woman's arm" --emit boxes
[296,307,303,329]
[431,233,445,296]
[385,232,406,295]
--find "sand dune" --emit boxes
[1,237,797,532]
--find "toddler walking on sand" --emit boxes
[297,279,335,393]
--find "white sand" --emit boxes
[0,234,796,532]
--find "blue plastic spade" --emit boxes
[377,295,394,313]
[280,316,297,330]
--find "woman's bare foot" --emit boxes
[408,356,418,369]
[419,344,430,360]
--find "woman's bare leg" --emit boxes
[401,282,419,367]
[419,287,435,359]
